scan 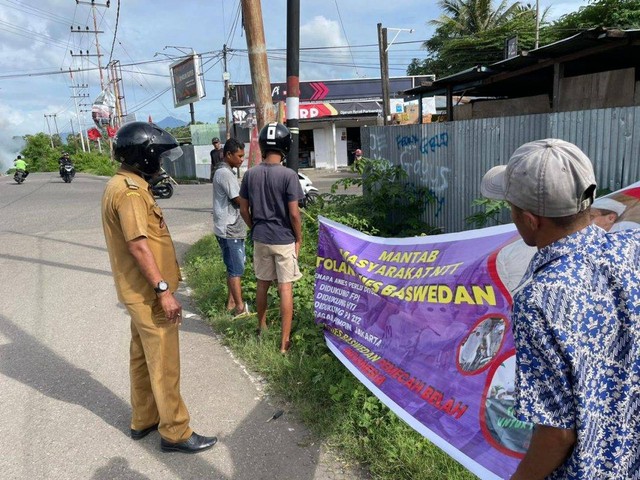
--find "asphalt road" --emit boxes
[0,172,358,480]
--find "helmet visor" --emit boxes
[159,145,183,164]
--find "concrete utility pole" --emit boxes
[75,0,110,90]
[223,44,231,139]
[377,23,390,126]
[44,115,55,148]
[241,0,274,130]
[69,69,88,152]
[286,0,300,172]
[108,60,127,128]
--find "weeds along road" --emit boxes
[0,172,357,480]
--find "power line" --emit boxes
[108,0,121,64]
[0,0,71,25]
[333,0,361,77]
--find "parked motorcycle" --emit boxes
[151,169,174,199]
[60,163,75,183]
[13,170,27,184]
[298,171,320,208]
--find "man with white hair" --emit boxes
[590,196,639,232]
[481,138,640,479]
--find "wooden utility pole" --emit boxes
[377,23,390,126]
[241,0,274,130]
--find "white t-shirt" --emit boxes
[213,164,246,239]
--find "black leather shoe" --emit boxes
[131,423,159,440]
[161,432,218,453]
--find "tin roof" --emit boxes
[405,28,640,98]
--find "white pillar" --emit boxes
[331,122,338,171]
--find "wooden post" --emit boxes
[241,0,275,131]
[378,23,390,126]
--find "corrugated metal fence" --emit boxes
[362,106,640,233]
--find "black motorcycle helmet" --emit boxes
[258,122,291,158]
[114,122,182,176]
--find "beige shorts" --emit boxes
[253,241,302,283]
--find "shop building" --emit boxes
[230,76,433,169]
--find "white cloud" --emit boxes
[298,16,354,81]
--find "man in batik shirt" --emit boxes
[481,138,640,479]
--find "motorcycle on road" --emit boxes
[13,170,27,184]
[60,163,76,183]
[151,169,174,199]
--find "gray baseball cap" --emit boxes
[481,138,597,217]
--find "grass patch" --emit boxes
[183,217,476,480]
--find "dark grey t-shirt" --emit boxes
[239,163,304,245]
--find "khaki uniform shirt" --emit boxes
[101,169,181,304]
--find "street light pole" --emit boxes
[378,25,413,126]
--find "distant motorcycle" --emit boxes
[298,171,320,208]
[13,170,27,184]
[60,163,75,183]
[151,170,174,199]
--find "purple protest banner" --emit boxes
[314,183,640,479]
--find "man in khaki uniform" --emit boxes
[102,121,217,453]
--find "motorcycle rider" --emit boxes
[13,155,28,177]
[58,152,74,178]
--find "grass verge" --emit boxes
[183,229,476,480]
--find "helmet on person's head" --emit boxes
[63,152,69,156]
[114,122,182,176]
[259,122,291,158]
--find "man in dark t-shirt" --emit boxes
[238,122,304,354]
[210,137,224,180]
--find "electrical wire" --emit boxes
[0,0,71,25]
[108,0,121,64]
[333,0,361,77]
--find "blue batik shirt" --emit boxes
[512,224,640,479]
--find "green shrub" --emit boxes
[330,157,439,237]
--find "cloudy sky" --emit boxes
[0,0,588,143]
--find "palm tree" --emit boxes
[430,0,524,37]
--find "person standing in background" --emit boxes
[210,137,224,181]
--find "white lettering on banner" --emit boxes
[300,107,320,119]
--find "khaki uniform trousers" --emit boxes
[126,299,192,443]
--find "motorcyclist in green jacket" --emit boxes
[14,155,28,175]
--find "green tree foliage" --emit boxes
[408,0,536,77]
[431,0,523,36]
[409,0,640,77]
[165,121,208,143]
[21,133,58,171]
[165,125,192,142]
[547,0,640,40]
[19,132,114,175]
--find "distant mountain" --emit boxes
[156,116,187,129]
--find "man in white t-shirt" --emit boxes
[213,138,249,317]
